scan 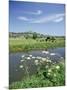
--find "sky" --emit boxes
[9,1,65,36]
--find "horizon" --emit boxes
[9,31,65,36]
[9,1,65,36]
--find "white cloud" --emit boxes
[17,13,64,24]
[23,10,42,15]
[17,16,29,21]
[32,10,42,15]
[53,17,64,22]
[30,13,64,23]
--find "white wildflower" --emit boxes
[56,65,60,70]
[42,51,49,54]
[48,69,52,72]
[41,58,46,61]
[50,53,56,56]
[47,72,51,76]
[46,60,52,63]
[19,65,23,68]
[54,73,56,77]
[36,56,42,59]
[20,60,24,62]
[32,56,36,59]
[27,57,31,60]
[35,60,39,65]
[29,55,32,57]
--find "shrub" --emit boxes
[33,32,37,39]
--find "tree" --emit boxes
[33,32,37,39]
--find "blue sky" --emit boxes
[9,1,65,36]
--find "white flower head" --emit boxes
[48,69,52,72]
[42,58,46,61]
[47,72,51,76]
[54,73,56,77]
[29,55,32,57]
[42,51,49,54]
[19,65,23,68]
[35,60,39,65]
[37,56,42,59]
[32,56,36,59]
[46,60,52,63]
[20,60,24,62]
[27,57,31,60]
[56,65,60,70]
[50,53,56,56]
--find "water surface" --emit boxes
[9,47,65,84]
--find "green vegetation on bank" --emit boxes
[9,60,65,89]
[9,37,65,52]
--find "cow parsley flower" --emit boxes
[27,57,31,60]
[20,60,24,62]
[29,55,32,57]
[35,60,39,65]
[19,65,23,68]
[56,65,60,70]
[48,69,52,72]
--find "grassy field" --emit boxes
[9,59,65,89]
[9,37,65,52]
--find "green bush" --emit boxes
[9,60,65,89]
[33,32,37,39]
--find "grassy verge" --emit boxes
[9,60,65,89]
[9,38,65,52]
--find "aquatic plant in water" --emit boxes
[50,53,56,56]
[32,56,36,59]
[29,55,32,57]
[21,55,25,58]
[42,51,49,54]
[27,57,31,60]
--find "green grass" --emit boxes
[9,60,65,89]
[9,37,65,52]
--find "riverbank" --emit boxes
[9,38,65,52]
[9,59,65,89]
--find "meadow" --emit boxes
[9,37,65,52]
[9,36,65,89]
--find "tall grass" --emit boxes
[9,37,65,52]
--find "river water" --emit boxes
[9,47,65,84]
